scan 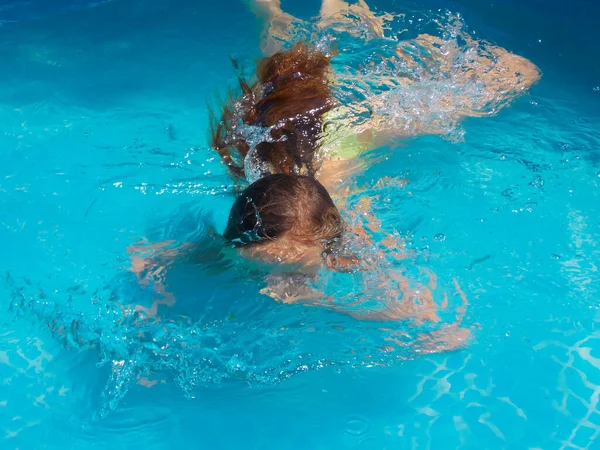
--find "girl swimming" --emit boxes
[210,0,540,268]
[129,0,539,323]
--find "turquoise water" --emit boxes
[1,0,600,448]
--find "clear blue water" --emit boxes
[1,0,600,448]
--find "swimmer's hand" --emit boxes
[127,239,180,287]
[323,252,372,272]
[260,275,330,305]
[127,228,225,284]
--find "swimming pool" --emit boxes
[1,0,599,448]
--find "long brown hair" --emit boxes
[212,43,345,252]
[210,42,335,179]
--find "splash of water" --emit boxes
[6,215,469,419]
[270,8,539,146]
[3,7,489,419]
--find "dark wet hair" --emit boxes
[210,42,335,179]
[211,43,344,251]
[224,174,345,247]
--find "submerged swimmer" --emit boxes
[130,0,539,327]
[209,0,540,267]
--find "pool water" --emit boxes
[1,0,599,448]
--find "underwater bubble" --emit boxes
[529,176,544,188]
[524,202,537,212]
[433,233,446,242]
[345,416,372,437]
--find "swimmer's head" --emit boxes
[224,174,344,265]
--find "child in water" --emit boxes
[130,0,539,324]
[210,0,540,268]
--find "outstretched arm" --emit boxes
[125,240,185,318]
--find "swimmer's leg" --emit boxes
[344,35,541,141]
[244,0,301,54]
[246,0,287,19]
[319,0,390,38]
[395,34,540,116]
[319,0,351,18]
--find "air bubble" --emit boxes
[524,202,537,212]
[529,176,544,188]
[345,416,372,437]
[433,233,446,242]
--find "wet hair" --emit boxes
[210,42,335,179]
[224,174,345,247]
[211,43,344,253]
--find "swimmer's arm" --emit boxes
[125,240,185,317]
[128,240,190,286]
[127,228,225,280]
[125,235,229,318]
[260,268,458,325]
[264,272,471,356]
[261,281,329,305]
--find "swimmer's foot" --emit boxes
[243,0,300,54]
[244,0,286,19]
[319,0,391,39]
[320,0,351,18]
